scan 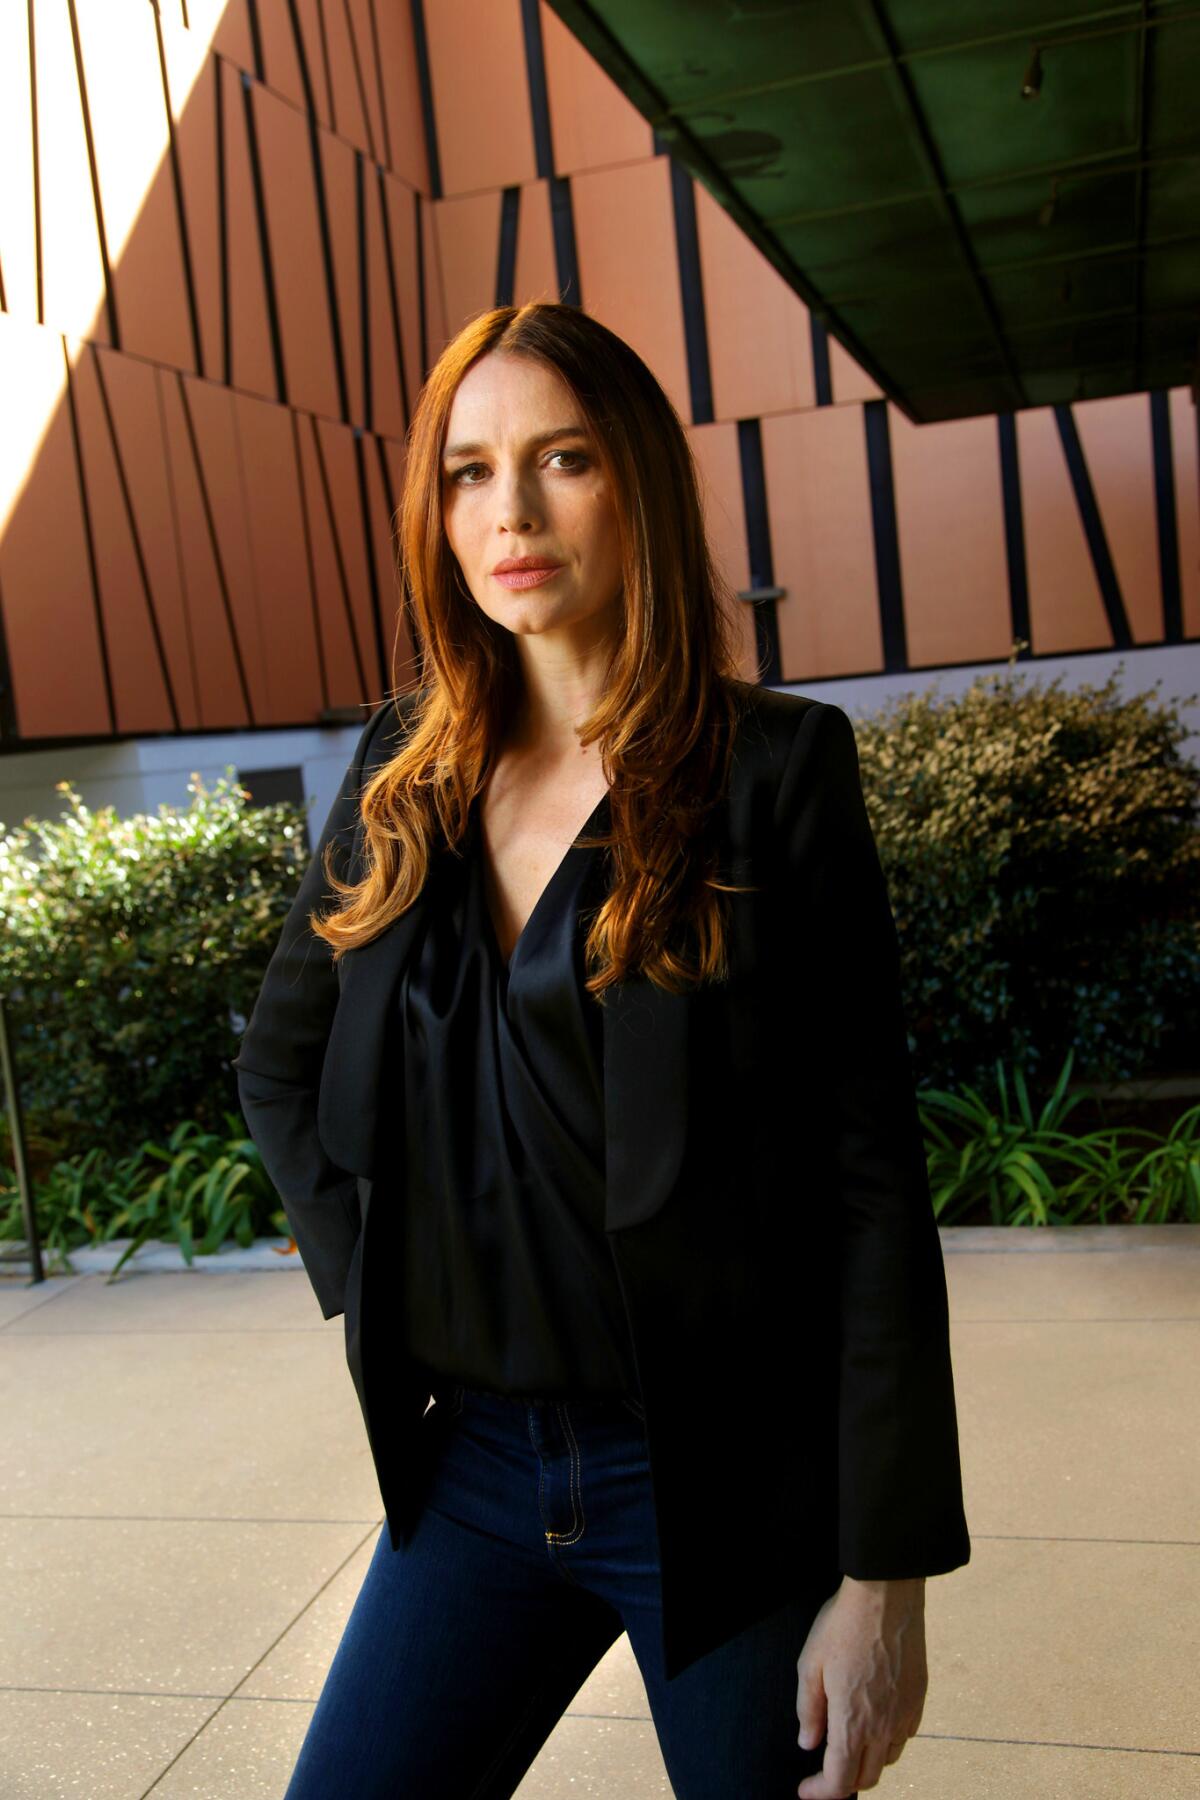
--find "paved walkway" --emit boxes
[1,1224,1197,1797]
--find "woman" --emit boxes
[234,301,970,1799]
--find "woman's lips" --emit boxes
[491,565,563,589]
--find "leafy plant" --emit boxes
[1082,1105,1200,1224]
[101,1115,286,1279]
[0,1144,146,1269]
[918,1048,1200,1225]
[0,1111,292,1276]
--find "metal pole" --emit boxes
[0,994,44,1285]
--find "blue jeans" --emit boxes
[284,1381,854,1799]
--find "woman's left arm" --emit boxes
[770,700,970,1795]
[795,1572,928,1796]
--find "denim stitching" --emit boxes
[527,1405,550,1539]
[544,1401,585,1545]
[562,1405,587,1542]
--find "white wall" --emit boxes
[774,641,1200,765]
[0,718,370,848]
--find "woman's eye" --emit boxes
[448,451,588,485]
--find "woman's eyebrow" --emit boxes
[443,425,591,460]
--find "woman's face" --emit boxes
[440,351,624,652]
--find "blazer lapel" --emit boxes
[315,887,431,1178]
[317,879,691,1236]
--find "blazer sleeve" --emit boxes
[772,699,971,1580]
[232,702,393,1321]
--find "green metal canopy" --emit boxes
[545,1,1200,423]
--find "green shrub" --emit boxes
[0,770,317,1167]
[855,664,1200,1093]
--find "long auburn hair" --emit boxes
[310,300,757,998]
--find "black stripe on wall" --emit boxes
[351,428,389,690]
[356,150,371,428]
[1149,390,1183,643]
[308,412,369,698]
[342,0,378,163]
[284,0,351,421]
[549,176,581,307]
[91,347,182,730]
[520,0,553,180]
[289,409,333,714]
[1053,404,1132,650]
[62,342,116,733]
[737,418,781,687]
[863,399,907,671]
[996,413,1031,658]
[316,0,336,125]
[240,70,287,403]
[152,2,204,379]
[496,186,520,308]
[176,373,256,723]
[309,110,351,421]
[366,0,392,171]
[414,190,429,377]
[409,0,442,200]
[375,164,411,425]
[66,0,118,348]
[217,52,231,385]
[244,0,265,82]
[810,317,832,407]
[668,160,713,426]
[371,430,418,685]
[520,0,580,306]
[27,0,44,325]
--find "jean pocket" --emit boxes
[620,1394,646,1422]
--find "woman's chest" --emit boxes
[477,760,611,964]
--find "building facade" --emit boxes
[0,0,1196,831]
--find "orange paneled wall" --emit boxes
[0,0,424,741]
[0,0,1195,744]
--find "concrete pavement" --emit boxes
[1,1223,1197,1798]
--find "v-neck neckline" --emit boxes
[475,788,610,976]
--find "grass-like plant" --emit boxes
[918,1048,1200,1225]
[101,1116,286,1278]
[0,1112,290,1278]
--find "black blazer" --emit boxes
[233,679,970,1682]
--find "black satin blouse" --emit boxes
[395,787,642,1401]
